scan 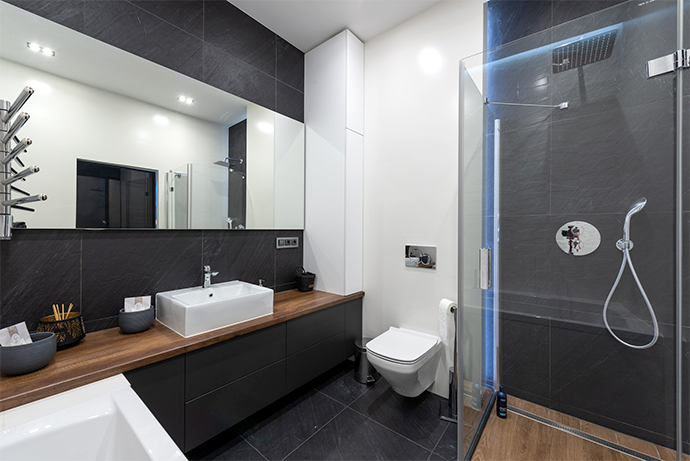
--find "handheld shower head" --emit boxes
[624,197,647,239]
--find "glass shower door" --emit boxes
[460,0,685,458]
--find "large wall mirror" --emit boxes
[0,3,305,230]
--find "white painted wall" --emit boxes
[0,58,227,229]
[304,30,363,296]
[362,0,484,397]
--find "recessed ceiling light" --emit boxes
[178,95,194,104]
[177,95,186,102]
[26,42,55,57]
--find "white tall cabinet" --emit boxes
[304,30,364,295]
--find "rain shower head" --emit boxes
[552,28,617,74]
[214,157,244,167]
[624,197,647,239]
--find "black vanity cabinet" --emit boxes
[125,298,362,453]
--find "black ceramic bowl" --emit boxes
[0,332,56,376]
[119,307,154,334]
[37,312,86,348]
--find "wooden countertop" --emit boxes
[0,289,364,412]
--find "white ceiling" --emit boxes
[229,0,443,52]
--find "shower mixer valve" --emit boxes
[0,86,48,240]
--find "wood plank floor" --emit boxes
[471,396,689,461]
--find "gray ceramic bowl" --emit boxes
[0,332,57,376]
[119,307,154,334]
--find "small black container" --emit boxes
[496,385,507,419]
[0,332,56,376]
[119,307,155,334]
[37,313,86,348]
[295,266,315,292]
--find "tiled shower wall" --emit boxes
[486,0,690,450]
[0,229,303,332]
[2,0,305,122]
[0,0,305,333]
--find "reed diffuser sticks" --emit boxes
[51,303,73,321]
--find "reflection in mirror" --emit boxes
[0,2,304,230]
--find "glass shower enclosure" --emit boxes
[459,0,687,458]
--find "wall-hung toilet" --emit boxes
[366,327,443,397]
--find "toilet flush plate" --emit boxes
[555,221,601,256]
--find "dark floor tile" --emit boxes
[237,387,345,460]
[84,1,203,81]
[203,43,276,111]
[277,37,304,92]
[276,81,304,123]
[285,408,432,461]
[202,230,275,288]
[3,0,84,32]
[203,0,276,76]
[0,230,81,331]
[129,0,203,39]
[432,424,457,461]
[81,230,201,321]
[349,380,449,451]
[313,360,372,406]
[187,428,265,461]
[428,454,445,461]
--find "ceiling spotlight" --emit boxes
[26,42,55,57]
[177,96,194,104]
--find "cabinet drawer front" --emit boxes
[185,323,286,401]
[286,332,345,393]
[286,304,345,355]
[185,360,286,451]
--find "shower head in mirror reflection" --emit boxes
[214,158,244,167]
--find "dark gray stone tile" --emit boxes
[204,44,276,111]
[203,230,274,288]
[276,81,304,123]
[186,428,265,461]
[550,100,675,214]
[0,230,81,331]
[81,230,201,322]
[500,313,550,401]
[84,315,118,333]
[313,360,372,406]
[203,0,276,77]
[130,0,204,39]
[552,0,627,27]
[285,408,432,461]
[550,320,676,440]
[277,37,304,92]
[275,230,302,286]
[83,1,203,81]
[3,0,84,31]
[550,0,676,121]
[485,0,552,49]
[349,380,449,451]
[237,387,345,461]
[431,423,457,461]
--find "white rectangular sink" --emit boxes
[0,375,185,461]
[156,281,274,338]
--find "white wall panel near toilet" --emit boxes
[304,30,364,296]
[362,0,484,397]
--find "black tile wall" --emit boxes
[2,0,304,122]
[488,0,686,450]
[0,229,303,333]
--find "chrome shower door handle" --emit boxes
[479,248,491,290]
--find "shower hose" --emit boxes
[602,240,659,349]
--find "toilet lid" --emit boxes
[366,327,440,364]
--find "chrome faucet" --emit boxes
[203,265,219,288]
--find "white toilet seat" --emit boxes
[366,327,440,363]
[366,327,443,397]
